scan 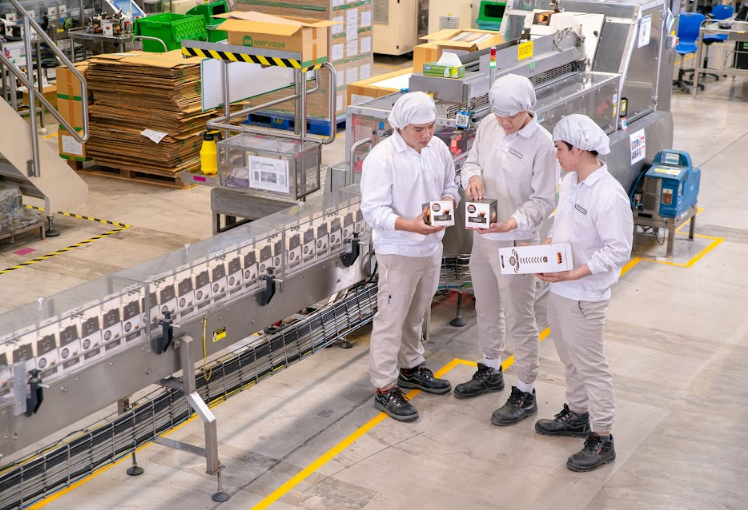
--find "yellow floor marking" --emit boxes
[42,132,58,139]
[639,233,724,268]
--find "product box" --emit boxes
[272,238,284,269]
[342,209,355,240]
[36,321,60,380]
[155,274,178,320]
[242,246,260,290]
[209,256,228,304]
[227,251,244,295]
[216,12,340,68]
[258,239,274,275]
[286,229,302,271]
[141,289,160,332]
[58,127,88,161]
[302,225,316,264]
[465,199,498,229]
[79,303,104,364]
[11,328,38,375]
[499,244,574,275]
[329,215,343,249]
[123,296,145,344]
[58,312,82,373]
[0,353,11,397]
[423,63,465,79]
[315,216,330,256]
[102,296,124,353]
[423,201,455,227]
[175,265,196,320]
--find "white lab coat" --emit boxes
[460,113,557,241]
[549,163,634,302]
[360,130,460,257]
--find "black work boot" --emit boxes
[398,364,451,394]
[491,386,538,426]
[454,363,505,399]
[567,433,616,472]
[374,386,419,422]
[535,404,591,438]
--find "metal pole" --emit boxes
[35,39,46,133]
[1,62,7,103]
[23,15,41,178]
[294,68,303,139]
[222,60,230,141]
[10,65,18,111]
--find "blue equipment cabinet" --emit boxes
[633,150,700,218]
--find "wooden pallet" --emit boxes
[77,166,191,189]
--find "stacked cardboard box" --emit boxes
[84,51,214,176]
[414,29,505,71]
[236,1,373,122]
[56,63,92,162]
[347,67,412,106]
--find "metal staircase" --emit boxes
[0,0,88,235]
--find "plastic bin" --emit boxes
[476,0,506,30]
[206,20,228,42]
[187,1,228,42]
[135,13,207,52]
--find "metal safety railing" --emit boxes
[1,0,89,178]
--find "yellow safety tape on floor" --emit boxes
[0,206,131,275]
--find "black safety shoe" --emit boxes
[535,404,591,438]
[398,364,451,394]
[374,386,419,422]
[567,433,616,472]
[454,363,505,399]
[491,386,537,426]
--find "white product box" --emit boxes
[175,265,196,320]
[58,312,82,373]
[155,274,177,320]
[12,328,38,374]
[194,259,212,310]
[423,201,455,227]
[141,288,159,332]
[315,217,330,256]
[0,352,11,397]
[123,296,144,344]
[465,199,498,229]
[302,224,316,264]
[210,255,229,304]
[272,238,283,269]
[36,321,60,380]
[80,303,103,364]
[102,296,124,353]
[342,209,355,240]
[286,230,302,271]
[226,251,243,295]
[258,239,274,275]
[354,208,365,234]
[242,246,260,290]
[329,215,343,249]
[499,244,574,275]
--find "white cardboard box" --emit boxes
[423,201,455,227]
[499,244,574,275]
[465,199,498,229]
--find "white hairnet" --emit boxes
[387,92,436,130]
[489,74,536,117]
[552,114,611,155]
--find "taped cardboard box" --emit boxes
[215,11,340,67]
[58,126,89,161]
[56,63,91,101]
[414,29,505,72]
[347,67,412,106]
[22,85,57,109]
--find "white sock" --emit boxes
[516,380,534,394]
[482,355,501,371]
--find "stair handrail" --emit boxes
[5,0,89,177]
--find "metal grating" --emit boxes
[0,284,378,510]
[373,0,389,25]
[530,62,581,88]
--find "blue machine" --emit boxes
[631,150,701,218]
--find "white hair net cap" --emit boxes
[387,92,436,130]
[552,114,611,155]
[489,74,536,117]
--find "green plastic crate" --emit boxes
[206,19,227,43]
[187,1,228,43]
[135,13,207,52]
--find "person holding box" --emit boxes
[455,74,557,427]
[360,92,460,422]
[534,114,633,472]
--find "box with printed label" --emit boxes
[465,199,498,229]
[499,244,574,275]
[58,127,89,161]
[36,320,61,381]
[422,201,455,227]
[102,295,124,353]
[226,250,244,295]
[0,353,11,397]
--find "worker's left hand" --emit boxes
[535,269,576,283]
[476,219,516,234]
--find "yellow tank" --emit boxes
[199,130,222,175]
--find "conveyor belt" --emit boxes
[0,283,378,510]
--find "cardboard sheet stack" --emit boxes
[236,1,373,123]
[85,51,213,176]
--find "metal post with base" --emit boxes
[155,335,230,503]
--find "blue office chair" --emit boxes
[674,12,706,93]
[700,4,735,80]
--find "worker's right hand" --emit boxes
[466,176,485,201]
[410,208,445,235]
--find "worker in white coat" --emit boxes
[455,74,557,427]
[360,92,460,422]
[534,114,633,472]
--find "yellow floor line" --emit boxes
[639,233,724,268]
[42,132,58,139]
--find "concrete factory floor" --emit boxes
[3,61,748,510]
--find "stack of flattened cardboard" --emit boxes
[85,51,213,176]
[234,2,373,123]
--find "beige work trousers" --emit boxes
[547,291,615,433]
[469,233,539,384]
[369,245,443,390]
